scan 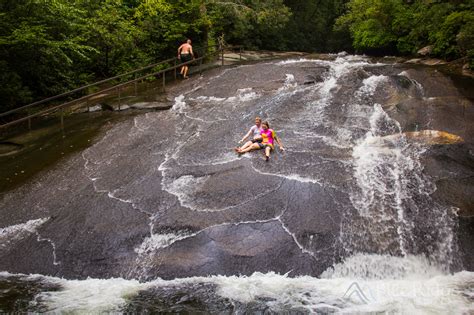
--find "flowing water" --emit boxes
[0,54,473,313]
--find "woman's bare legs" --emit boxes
[235,140,253,152]
[238,142,261,154]
[265,146,271,161]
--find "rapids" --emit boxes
[0,54,473,313]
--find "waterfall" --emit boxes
[0,55,472,314]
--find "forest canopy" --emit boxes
[1,0,472,111]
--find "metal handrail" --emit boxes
[0,57,177,118]
[0,43,221,119]
[0,47,223,129]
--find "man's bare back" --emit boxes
[178,39,194,79]
[178,40,193,56]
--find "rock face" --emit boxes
[403,130,464,144]
[0,55,472,280]
[417,45,434,56]
[0,142,23,156]
[405,58,446,65]
[463,63,474,78]
[377,130,464,145]
[130,102,172,110]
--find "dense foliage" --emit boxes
[1,0,472,111]
[336,0,474,61]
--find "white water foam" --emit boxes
[134,231,194,255]
[6,255,470,314]
[397,71,425,96]
[254,168,321,185]
[301,57,380,149]
[171,94,187,114]
[350,105,423,256]
[351,104,409,216]
[356,75,388,98]
[214,271,473,314]
[186,151,241,166]
[236,88,259,102]
[31,277,146,313]
[0,218,61,265]
[277,74,297,92]
[348,99,458,266]
[321,253,444,280]
[194,95,227,103]
[191,88,260,104]
[277,58,312,65]
[165,175,209,210]
[0,218,49,250]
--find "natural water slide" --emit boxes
[0,54,473,313]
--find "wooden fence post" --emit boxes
[118,86,121,111]
[134,73,138,96]
[162,71,166,91]
[60,108,64,130]
[174,59,177,80]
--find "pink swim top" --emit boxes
[260,128,276,148]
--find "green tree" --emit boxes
[81,0,142,76]
[284,0,351,52]
[337,0,474,65]
[432,9,474,60]
[336,0,404,54]
[0,0,95,109]
[206,0,291,49]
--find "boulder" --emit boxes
[406,58,422,64]
[0,141,24,156]
[130,102,173,110]
[368,130,464,147]
[462,63,474,78]
[303,74,324,85]
[405,58,446,65]
[417,45,434,56]
[421,59,446,66]
[403,130,464,145]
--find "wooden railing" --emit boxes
[0,44,225,131]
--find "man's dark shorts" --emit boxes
[180,53,192,63]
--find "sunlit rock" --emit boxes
[417,45,434,56]
[403,130,464,145]
[462,63,474,78]
[405,58,446,65]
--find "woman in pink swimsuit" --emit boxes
[235,121,284,161]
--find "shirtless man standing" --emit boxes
[178,39,194,79]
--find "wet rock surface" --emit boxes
[0,273,62,313]
[124,283,234,313]
[0,55,472,280]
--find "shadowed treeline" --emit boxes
[1,0,472,112]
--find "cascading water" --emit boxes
[0,55,472,313]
